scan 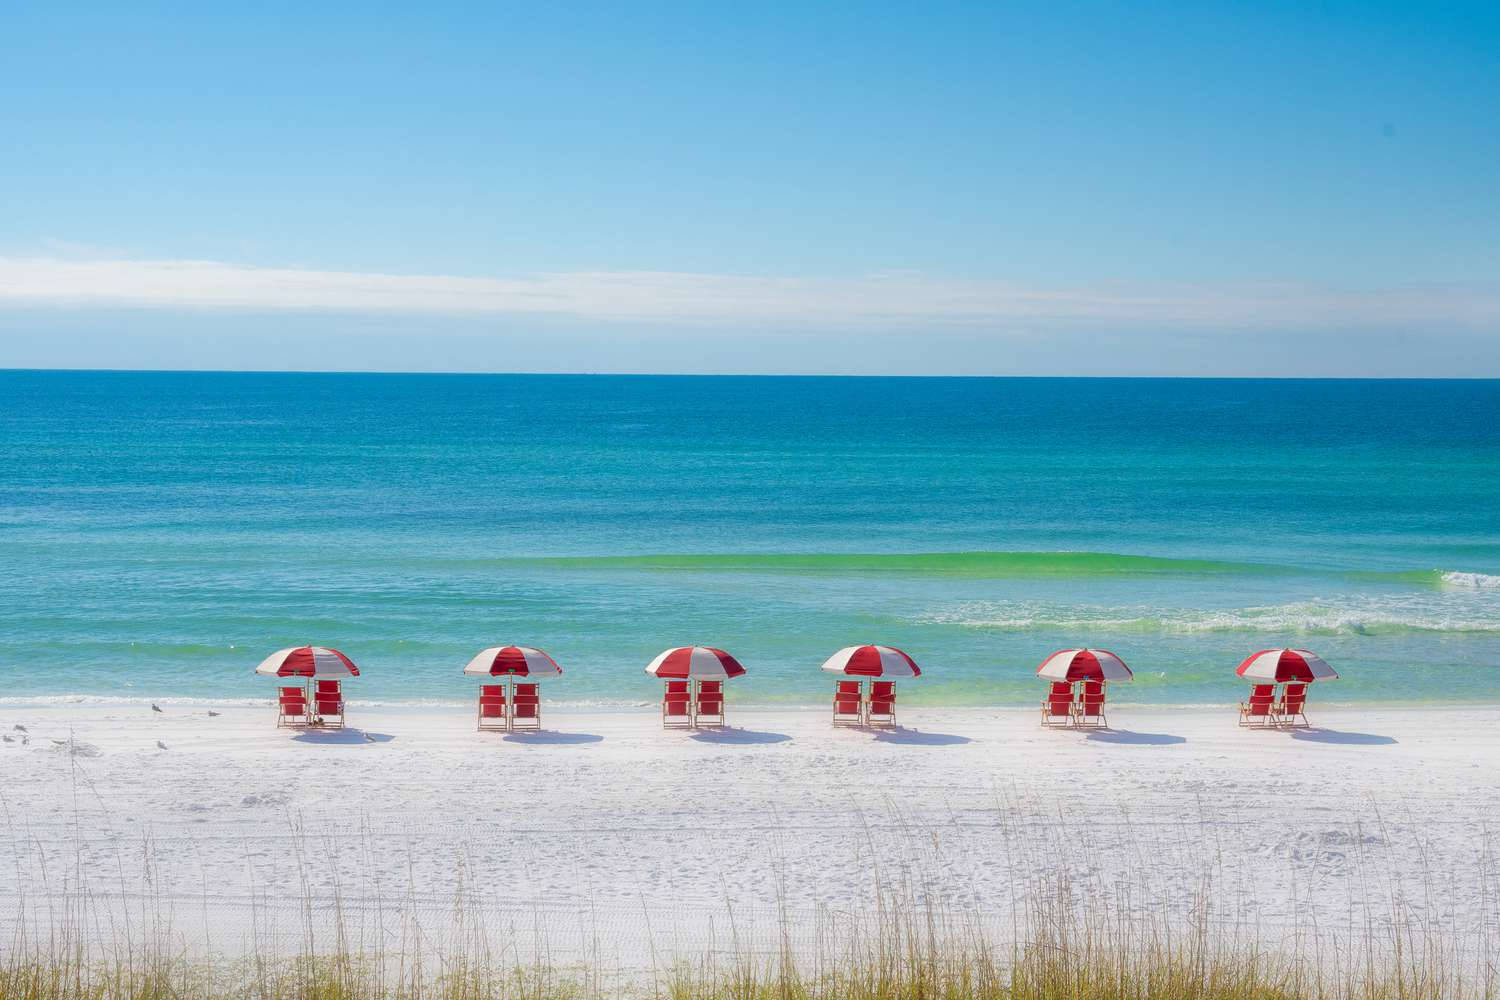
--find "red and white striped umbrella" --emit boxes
[255,646,361,679]
[819,645,921,678]
[463,645,563,678]
[1236,648,1338,683]
[644,646,746,680]
[1036,648,1133,683]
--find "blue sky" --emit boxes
[1,1,1497,374]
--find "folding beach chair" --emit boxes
[511,682,542,731]
[278,686,310,728]
[1077,680,1108,729]
[833,680,864,727]
[1238,684,1277,728]
[867,681,897,728]
[695,680,725,728]
[1278,683,1310,729]
[477,684,508,731]
[314,679,345,729]
[662,680,693,729]
[1041,682,1075,728]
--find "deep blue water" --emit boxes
[1,371,1497,705]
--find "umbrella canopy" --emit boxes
[819,645,921,678]
[1036,648,1133,683]
[1236,648,1338,683]
[463,645,563,678]
[645,646,746,680]
[255,646,360,679]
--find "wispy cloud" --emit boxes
[1,255,1496,330]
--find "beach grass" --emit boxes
[3,870,1493,1000]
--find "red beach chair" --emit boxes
[695,680,725,727]
[511,682,542,731]
[278,686,310,728]
[833,680,864,727]
[867,681,897,728]
[477,684,507,731]
[1077,680,1107,729]
[1278,683,1310,728]
[663,680,692,729]
[1239,684,1277,728]
[314,679,345,729]
[1041,682,1075,728]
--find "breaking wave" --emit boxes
[918,597,1500,636]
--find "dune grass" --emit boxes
[2,871,1493,1000]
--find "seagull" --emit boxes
[21,737,29,745]
[13,724,26,732]
[156,740,168,750]
[151,704,163,713]
[2,735,13,743]
[50,739,66,746]
[208,711,221,717]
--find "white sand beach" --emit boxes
[2,701,1497,972]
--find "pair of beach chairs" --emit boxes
[477,684,542,732]
[1040,681,1108,729]
[1238,683,1311,729]
[832,680,898,728]
[662,681,725,729]
[276,681,346,729]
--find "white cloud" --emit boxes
[0,255,1496,331]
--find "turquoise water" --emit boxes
[1,371,1497,707]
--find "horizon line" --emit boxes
[4,366,1498,381]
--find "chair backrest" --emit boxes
[698,680,721,694]
[1249,684,1274,700]
[1080,688,1105,717]
[1282,684,1307,711]
[316,697,342,713]
[1246,687,1274,716]
[316,680,341,695]
[835,680,861,696]
[665,680,689,695]
[870,681,895,701]
[279,686,304,702]
[480,684,506,700]
[1046,682,1073,714]
[514,683,538,699]
[1082,680,1103,699]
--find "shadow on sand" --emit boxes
[501,730,604,745]
[690,728,792,745]
[293,728,395,746]
[1086,729,1187,746]
[1291,728,1398,746]
[872,728,972,746]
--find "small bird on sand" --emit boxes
[21,737,30,745]
[2,735,13,744]
[156,740,168,750]
[151,704,163,713]
[208,711,221,717]
[13,724,27,732]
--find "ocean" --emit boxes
[2,370,1497,707]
